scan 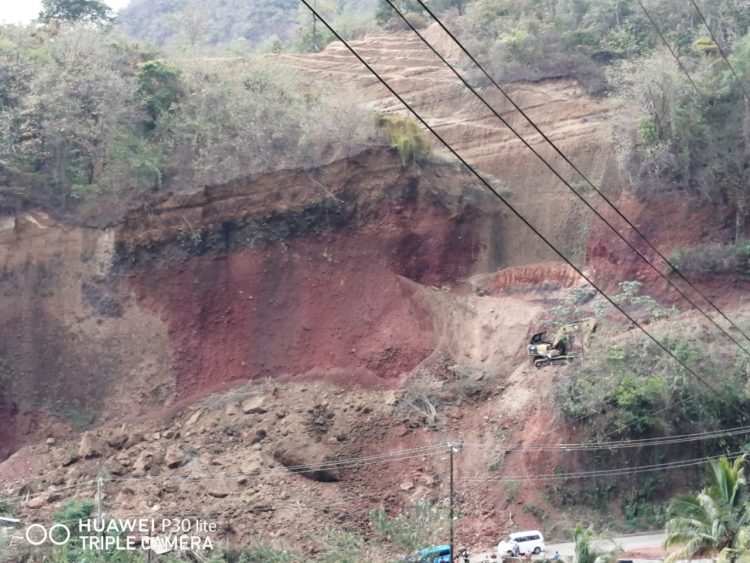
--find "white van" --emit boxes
[497,530,545,557]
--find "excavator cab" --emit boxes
[530,332,547,345]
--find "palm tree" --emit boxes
[573,524,597,563]
[572,524,618,563]
[665,455,750,563]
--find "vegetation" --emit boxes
[375,114,432,166]
[118,0,379,53]
[571,524,618,563]
[665,455,750,562]
[671,242,750,279]
[39,0,114,24]
[0,22,374,221]
[554,319,749,442]
[369,499,448,553]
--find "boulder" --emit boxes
[249,429,266,445]
[273,441,340,482]
[79,433,106,459]
[206,479,234,498]
[164,444,186,469]
[50,447,79,468]
[107,433,129,450]
[241,396,267,415]
[26,495,48,509]
[186,410,203,426]
[104,459,127,476]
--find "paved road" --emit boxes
[472,532,666,562]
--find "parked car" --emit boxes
[497,530,545,557]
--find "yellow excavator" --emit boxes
[527,318,597,368]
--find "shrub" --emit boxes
[375,114,432,165]
[670,243,750,278]
[369,499,447,553]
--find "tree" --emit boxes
[665,455,750,562]
[39,0,114,24]
[573,524,598,563]
[375,0,425,24]
[137,60,183,131]
[571,524,618,563]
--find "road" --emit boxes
[472,532,666,562]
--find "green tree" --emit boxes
[137,60,183,131]
[375,0,425,24]
[665,456,750,562]
[39,0,113,24]
[573,524,597,563]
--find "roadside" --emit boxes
[471,532,666,563]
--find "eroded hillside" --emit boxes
[2,25,747,560]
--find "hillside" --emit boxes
[2,4,750,561]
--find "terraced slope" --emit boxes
[278,27,617,269]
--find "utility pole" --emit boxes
[96,475,104,543]
[449,444,454,561]
[449,440,463,561]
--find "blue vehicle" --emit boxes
[417,544,452,563]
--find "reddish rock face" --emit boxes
[0,393,17,461]
[125,153,491,398]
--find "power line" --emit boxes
[462,423,750,451]
[5,429,745,510]
[296,0,748,425]
[635,0,706,98]
[689,0,750,104]
[461,450,746,483]
[387,0,750,357]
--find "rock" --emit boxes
[133,452,154,473]
[206,479,234,498]
[241,396,267,415]
[225,403,241,416]
[105,460,127,476]
[50,447,79,468]
[165,444,186,469]
[26,496,48,509]
[79,433,107,459]
[47,487,62,503]
[273,441,340,482]
[127,433,144,447]
[400,480,414,491]
[249,430,266,445]
[162,481,179,494]
[237,475,248,485]
[162,430,176,439]
[186,410,203,426]
[107,433,129,450]
[383,390,399,407]
[46,437,56,446]
[240,456,263,475]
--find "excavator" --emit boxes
[527,318,597,368]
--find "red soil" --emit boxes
[130,203,482,399]
[586,189,750,301]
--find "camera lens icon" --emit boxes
[25,523,71,546]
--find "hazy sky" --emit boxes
[0,0,132,24]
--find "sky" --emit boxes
[0,0,131,24]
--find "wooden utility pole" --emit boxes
[449,441,463,561]
[449,444,454,561]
